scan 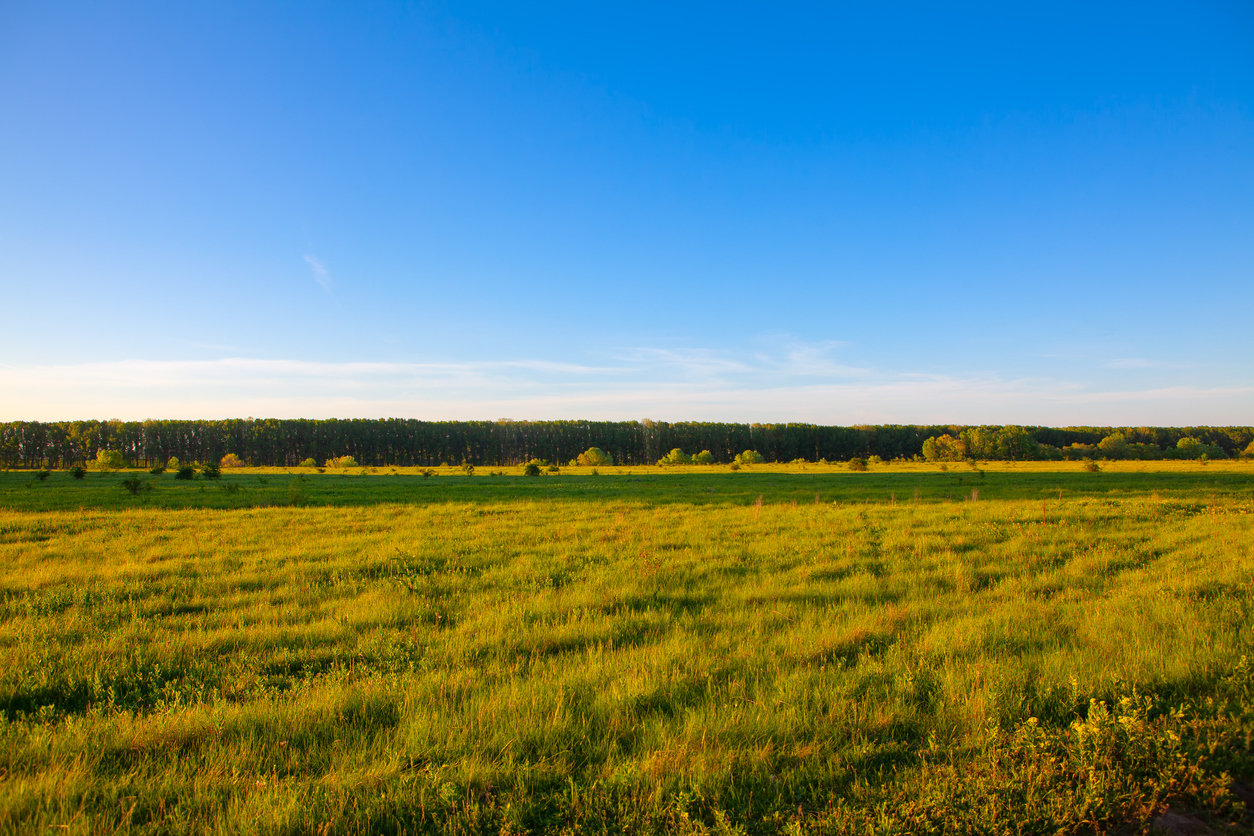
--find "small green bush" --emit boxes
[175,465,196,480]
[325,456,359,469]
[166,457,180,469]
[120,475,150,495]
[95,450,124,471]
[693,450,714,464]
[1083,458,1101,473]
[300,458,317,468]
[522,462,541,477]
[461,461,475,476]
[69,466,86,479]
[576,447,613,466]
[848,457,868,471]
[733,450,764,465]
[34,469,50,482]
[729,462,740,471]
[201,463,221,479]
[149,465,165,475]
[220,453,245,468]
[657,448,697,468]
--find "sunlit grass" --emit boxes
[0,465,1251,833]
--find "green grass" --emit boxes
[1,463,1252,834]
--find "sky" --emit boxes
[1,1,1252,425]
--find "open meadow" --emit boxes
[1,461,1252,834]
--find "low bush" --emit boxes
[300,458,317,468]
[576,447,613,467]
[1083,458,1101,473]
[69,466,86,479]
[848,457,868,471]
[94,450,124,471]
[34,470,50,482]
[658,448,692,465]
[219,453,245,468]
[522,461,541,477]
[120,476,150,495]
[461,461,475,476]
[175,466,196,480]
[201,463,221,479]
[693,450,714,464]
[148,465,165,475]
[325,456,359,468]
[733,450,764,465]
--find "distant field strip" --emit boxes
[0,466,1252,834]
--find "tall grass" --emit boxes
[0,464,1251,834]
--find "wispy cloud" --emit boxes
[304,255,332,292]
[1,350,1250,425]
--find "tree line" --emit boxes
[2,419,1251,469]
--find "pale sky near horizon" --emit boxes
[2,2,1252,425]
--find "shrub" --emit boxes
[461,461,475,476]
[1244,441,1254,460]
[149,466,165,475]
[848,457,868,471]
[220,453,245,468]
[69,466,86,479]
[35,469,50,482]
[658,448,692,465]
[325,456,359,468]
[729,462,740,471]
[546,464,560,473]
[201,463,221,479]
[522,461,541,477]
[120,475,149,495]
[166,457,180,469]
[299,458,317,468]
[733,450,764,465]
[693,450,714,465]
[175,465,196,480]
[1083,458,1101,473]
[576,447,614,467]
[95,450,124,471]
[420,468,435,478]
[868,455,884,465]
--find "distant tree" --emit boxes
[658,448,692,465]
[95,449,124,471]
[995,426,1041,460]
[733,450,764,465]
[693,450,714,464]
[576,447,613,466]
[1097,433,1129,460]
[922,435,965,461]
[220,453,245,468]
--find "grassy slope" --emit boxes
[0,463,1252,834]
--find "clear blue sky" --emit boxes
[2,2,1251,424]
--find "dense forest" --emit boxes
[1,419,1251,469]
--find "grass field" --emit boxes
[1,462,1252,834]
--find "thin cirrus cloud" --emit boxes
[1,349,1250,425]
[303,255,332,292]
